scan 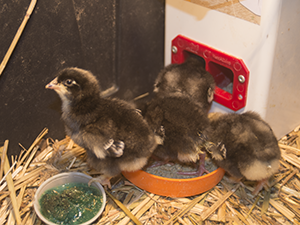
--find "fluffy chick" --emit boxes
[144,57,215,174]
[153,57,215,112]
[144,94,212,175]
[46,67,157,188]
[207,111,281,195]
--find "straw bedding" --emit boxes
[1,126,300,225]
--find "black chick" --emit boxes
[46,67,157,188]
[153,57,215,113]
[143,57,215,175]
[207,111,281,195]
[144,94,212,175]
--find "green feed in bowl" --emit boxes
[39,182,103,225]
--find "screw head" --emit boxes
[238,75,245,83]
[172,46,178,54]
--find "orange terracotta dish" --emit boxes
[122,167,225,197]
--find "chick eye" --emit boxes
[64,79,76,86]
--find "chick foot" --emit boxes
[104,139,124,157]
[88,175,112,189]
[177,152,209,176]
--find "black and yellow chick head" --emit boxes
[154,57,215,109]
[46,67,100,103]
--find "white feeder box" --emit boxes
[165,0,300,138]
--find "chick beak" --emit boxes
[45,77,58,89]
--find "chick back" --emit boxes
[208,111,281,180]
[66,97,157,176]
[145,95,211,163]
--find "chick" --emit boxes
[207,111,281,195]
[144,94,212,176]
[144,57,215,175]
[46,67,157,188]
[153,57,215,112]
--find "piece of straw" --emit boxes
[280,169,298,188]
[134,195,160,220]
[123,190,135,206]
[261,189,271,215]
[165,192,209,225]
[105,190,142,225]
[20,211,30,225]
[17,128,48,169]
[246,195,260,219]
[199,183,240,222]
[281,151,300,169]
[19,146,39,178]
[217,201,226,223]
[0,161,17,186]
[7,209,16,225]
[117,193,155,225]
[0,141,9,181]
[2,141,21,224]
[0,0,37,76]
[269,198,295,222]
[225,201,249,225]
[279,143,300,153]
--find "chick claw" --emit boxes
[104,139,124,157]
[108,140,124,157]
[104,139,114,150]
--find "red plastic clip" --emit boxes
[171,35,249,111]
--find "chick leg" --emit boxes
[145,146,173,168]
[252,178,269,196]
[146,154,173,168]
[178,152,209,176]
[88,175,112,189]
[196,152,210,176]
[223,176,245,188]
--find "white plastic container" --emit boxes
[165,0,300,138]
[34,172,106,225]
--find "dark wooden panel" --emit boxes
[0,0,165,157]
